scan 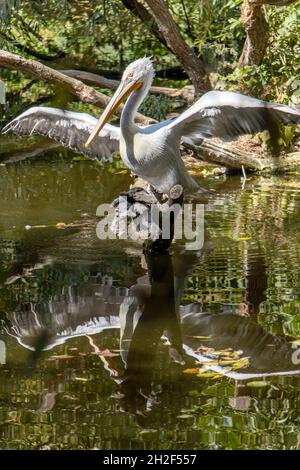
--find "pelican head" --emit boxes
[85,57,154,147]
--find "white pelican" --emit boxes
[3,58,300,196]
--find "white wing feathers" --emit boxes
[167,91,300,146]
[2,106,120,162]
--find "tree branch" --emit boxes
[60,69,195,101]
[121,0,171,51]
[145,0,211,93]
[0,50,153,125]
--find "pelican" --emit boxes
[3,57,300,197]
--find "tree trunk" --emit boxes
[238,1,269,67]
[145,0,210,93]
[238,0,298,67]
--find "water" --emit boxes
[1,141,300,450]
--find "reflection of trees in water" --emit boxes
[1,165,300,447]
[0,150,130,212]
[185,176,300,335]
[1,247,300,449]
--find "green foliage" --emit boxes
[0,0,299,122]
[216,3,300,104]
[139,93,173,121]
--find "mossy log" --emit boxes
[190,140,300,173]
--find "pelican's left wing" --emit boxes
[2,106,120,162]
[166,90,300,146]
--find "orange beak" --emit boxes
[85,81,142,148]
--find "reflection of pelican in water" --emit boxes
[2,250,300,386]
[1,238,300,420]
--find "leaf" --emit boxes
[183,368,199,375]
[232,357,250,369]
[197,372,223,378]
[56,222,67,229]
[246,381,268,388]
[188,335,212,340]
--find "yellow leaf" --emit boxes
[197,372,221,378]
[56,222,67,229]
[183,368,199,375]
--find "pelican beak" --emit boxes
[85,80,142,148]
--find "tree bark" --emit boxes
[238,1,269,67]
[145,0,211,93]
[0,50,153,125]
[191,140,300,174]
[239,0,299,67]
[60,69,195,101]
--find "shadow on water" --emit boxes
[1,139,300,448]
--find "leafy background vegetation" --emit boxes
[0,0,299,125]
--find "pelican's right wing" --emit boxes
[2,106,120,162]
[165,90,300,146]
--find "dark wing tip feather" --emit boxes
[2,107,120,163]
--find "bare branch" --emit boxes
[0,50,154,125]
[145,0,211,93]
[121,0,170,51]
[60,69,195,100]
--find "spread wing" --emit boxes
[166,90,300,146]
[2,106,120,162]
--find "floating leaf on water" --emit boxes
[196,346,215,354]
[197,372,221,378]
[212,374,224,380]
[183,368,199,375]
[219,359,237,365]
[188,335,212,340]
[246,381,268,388]
[56,222,67,229]
[232,357,250,369]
